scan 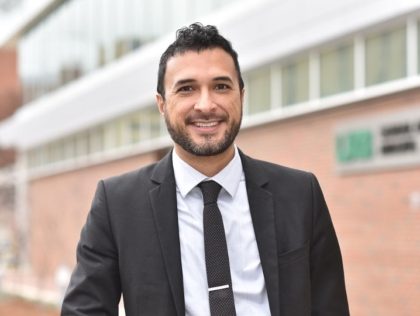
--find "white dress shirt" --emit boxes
[172,147,271,316]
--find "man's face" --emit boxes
[156,48,244,157]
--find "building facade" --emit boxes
[0,0,419,314]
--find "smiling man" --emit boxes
[62,23,350,316]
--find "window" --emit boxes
[75,132,89,157]
[147,107,163,139]
[282,57,309,106]
[63,136,75,160]
[126,111,142,144]
[89,126,104,154]
[116,115,134,148]
[18,0,241,103]
[246,67,271,114]
[28,148,41,168]
[48,141,64,163]
[103,121,119,151]
[320,42,354,97]
[365,26,406,86]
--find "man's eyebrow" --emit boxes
[213,76,234,83]
[172,76,234,88]
[173,79,196,88]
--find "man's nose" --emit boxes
[194,91,216,112]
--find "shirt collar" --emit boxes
[172,146,243,198]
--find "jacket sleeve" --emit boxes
[309,174,350,315]
[61,180,121,316]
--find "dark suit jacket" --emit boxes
[61,150,349,316]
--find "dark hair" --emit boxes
[157,23,244,98]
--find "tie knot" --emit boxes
[198,180,222,205]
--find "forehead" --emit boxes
[164,48,237,85]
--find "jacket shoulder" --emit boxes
[99,159,167,200]
[255,157,311,177]
[241,153,314,185]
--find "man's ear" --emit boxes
[156,93,165,115]
[240,88,245,104]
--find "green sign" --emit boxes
[336,130,373,163]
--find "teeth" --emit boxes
[194,121,218,127]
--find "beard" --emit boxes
[164,112,242,156]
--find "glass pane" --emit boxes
[28,149,39,168]
[63,136,75,160]
[127,111,142,144]
[138,106,153,140]
[281,57,309,106]
[103,121,118,151]
[117,114,142,147]
[75,132,89,157]
[320,42,354,97]
[48,141,64,163]
[89,126,104,153]
[246,67,271,114]
[365,26,406,86]
[115,117,126,148]
[147,106,163,138]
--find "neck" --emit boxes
[174,145,235,177]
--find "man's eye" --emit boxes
[177,86,193,93]
[215,84,229,90]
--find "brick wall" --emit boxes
[27,151,160,291]
[26,89,420,314]
[0,48,21,121]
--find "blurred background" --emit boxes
[0,0,419,315]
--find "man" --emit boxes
[62,23,349,315]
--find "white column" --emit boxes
[15,150,29,269]
[354,35,365,90]
[270,63,282,110]
[309,51,320,101]
[407,17,418,77]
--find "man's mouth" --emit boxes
[193,121,220,128]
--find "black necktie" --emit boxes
[198,180,236,316]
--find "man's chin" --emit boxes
[181,141,231,157]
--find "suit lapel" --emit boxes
[149,152,185,316]
[240,152,280,316]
